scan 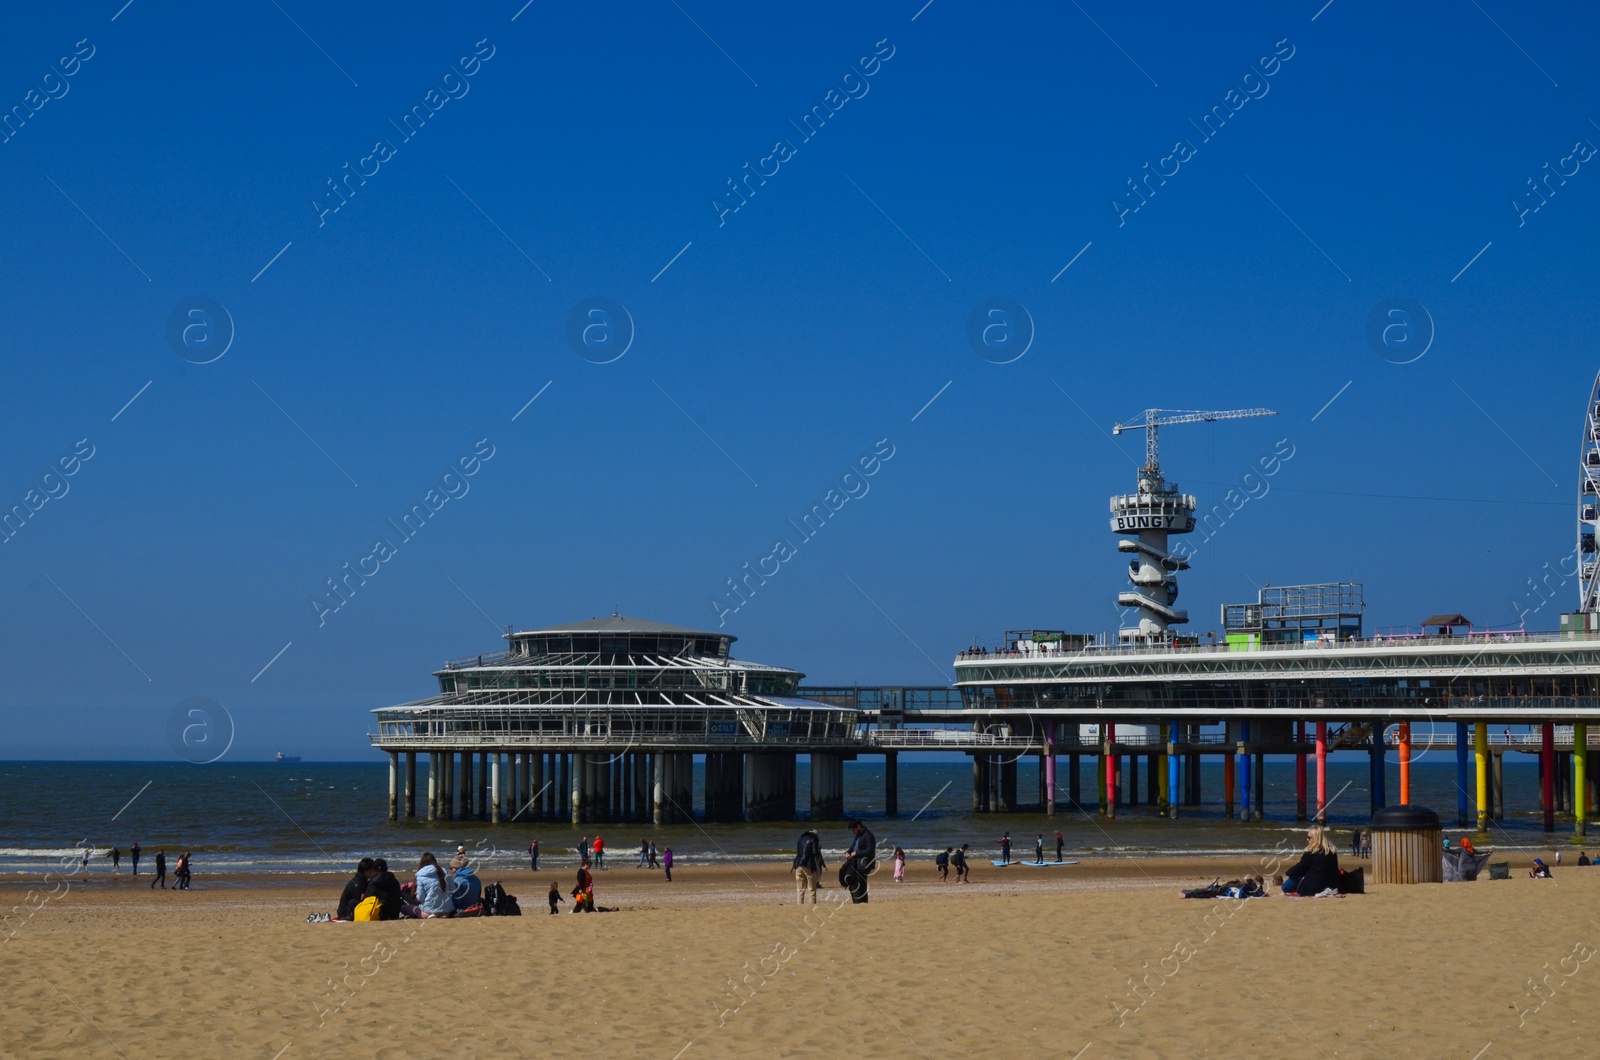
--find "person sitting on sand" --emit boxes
[449,851,483,914]
[404,853,454,919]
[365,858,403,920]
[1280,825,1342,896]
[1579,851,1591,866]
[336,858,376,920]
[548,881,564,915]
[1530,858,1552,879]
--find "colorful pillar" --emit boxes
[1398,721,1412,805]
[1096,752,1106,815]
[1224,747,1236,819]
[1576,722,1588,837]
[1455,722,1469,826]
[1314,721,1327,822]
[1043,743,1056,817]
[1369,728,1386,813]
[1474,721,1489,834]
[1160,723,1173,817]
[1105,723,1117,820]
[1238,722,1250,822]
[1543,721,1557,833]
[1295,720,1307,821]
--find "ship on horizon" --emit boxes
[274,752,301,763]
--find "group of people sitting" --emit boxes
[325,848,485,921]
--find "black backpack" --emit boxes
[483,882,522,916]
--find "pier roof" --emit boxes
[509,614,732,642]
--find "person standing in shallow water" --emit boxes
[130,842,140,876]
[1055,831,1064,863]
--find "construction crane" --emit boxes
[1113,408,1278,477]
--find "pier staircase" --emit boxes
[1329,721,1375,750]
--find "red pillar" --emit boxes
[1224,749,1235,819]
[1543,722,1556,833]
[1314,721,1328,822]
[1398,721,1412,805]
[1295,720,1308,821]
[1105,723,1117,820]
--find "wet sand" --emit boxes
[3,852,1596,1057]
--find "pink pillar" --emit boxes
[1105,723,1117,820]
[1314,720,1327,822]
[1044,741,1056,816]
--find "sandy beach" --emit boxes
[3,850,1597,1058]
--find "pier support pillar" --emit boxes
[459,752,471,820]
[490,753,501,824]
[427,753,437,821]
[507,754,518,820]
[530,754,544,820]
[1237,723,1249,822]
[1454,722,1468,827]
[478,752,489,819]
[1189,751,1201,806]
[1224,747,1235,820]
[1577,724,1588,837]
[1398,721,1412,806]
[443,752,455,820]
[1474,722,1489,834]
[1165,725,1178,820]
[1254,753,1264,821]
[1492,752,1505,822]
[653,753,665,826]
[1295,722,1307,822]
[405,751,416,819]
[1095,753,1105,815]
[570,753,584,825]
[1068,754,1081,810]
[1043,747,1055,816]
[1104,725,1117,820]
[388,752,399,821]
[1315,721,1327,822]
[999,757,1017,812]
[743,752,796,822]
[1543,722,1557,833]
[884,751,899,817]
[1368,732,1385,814]
[811,753,844,820]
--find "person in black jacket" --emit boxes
[336,858,376,920]
[365,857,403,920]
[1281,825,1341,896]
[793,829,826,905]
[840,820,877,904]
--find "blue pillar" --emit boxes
[1455,722,1469,827]
[1369,729,1387,813]
[1167,720,1180,820]
[1239,721,1251,822]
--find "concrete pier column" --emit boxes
[478,752,489,819]
[570,753,584,825]
[529,754,543,820]
[973,755,986,812]
[1096,752,1106,815]
[490,753,501,824]
[443,752,455,820]
[459,752,471,820]
[427,752,438,821]
[1068,754,1081,809]
[679,753,695,819]
[1576,724,1589,837]
[1492,751,1505,822]
[1043,747,1056,816]
[743,752,796,821]
[884,752,898,817]
[653,752,666,826]
[1543,722,1557,832]
[405,751,417,819]
[1224,746,1235,820]
[810,753,844,820]
[1000,757,1018,812]
[1455,722,1469,827]
[1127,754,1138,807]
[1253,753,1264,821]
[388,752,399,822]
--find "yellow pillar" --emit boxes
[1474,721,1489,835]
[1576,722,1588,838]
[1158,724,1170,811]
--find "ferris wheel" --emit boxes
[1581,371,1600,611]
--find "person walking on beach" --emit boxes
[1055,831,1064,863]
[996,832,1012,865]
[793,828,825,904]
[637,838,650,868]
[593,835,606,870]
[893,846,906,882]
[935,847,951,882]
[952,844,970,883]
[1034,834,1045,865]
[841,820,877,903]
[527,840,539,871]
[150,850,167,889]
[81,847,90,875]
[109,847,121,875]
[1350,829,1362,857]
[130,842,140,876]
[579,836,590,866]
[648,841,659,869]
[662,847,674,882]
[173,852,192,891]
[548,881,564,914]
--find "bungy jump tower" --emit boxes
[1110,408,1277,641]
[1581,372,1600,613]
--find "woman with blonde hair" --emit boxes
[1280,825,1341,896]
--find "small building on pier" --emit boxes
[371,615,862,825]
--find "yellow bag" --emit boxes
[352,895,381,922]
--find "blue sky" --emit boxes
[1,1,1595,758]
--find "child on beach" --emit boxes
[548,881,564,914]
[663,847,673,882]
[893,847,906,882]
